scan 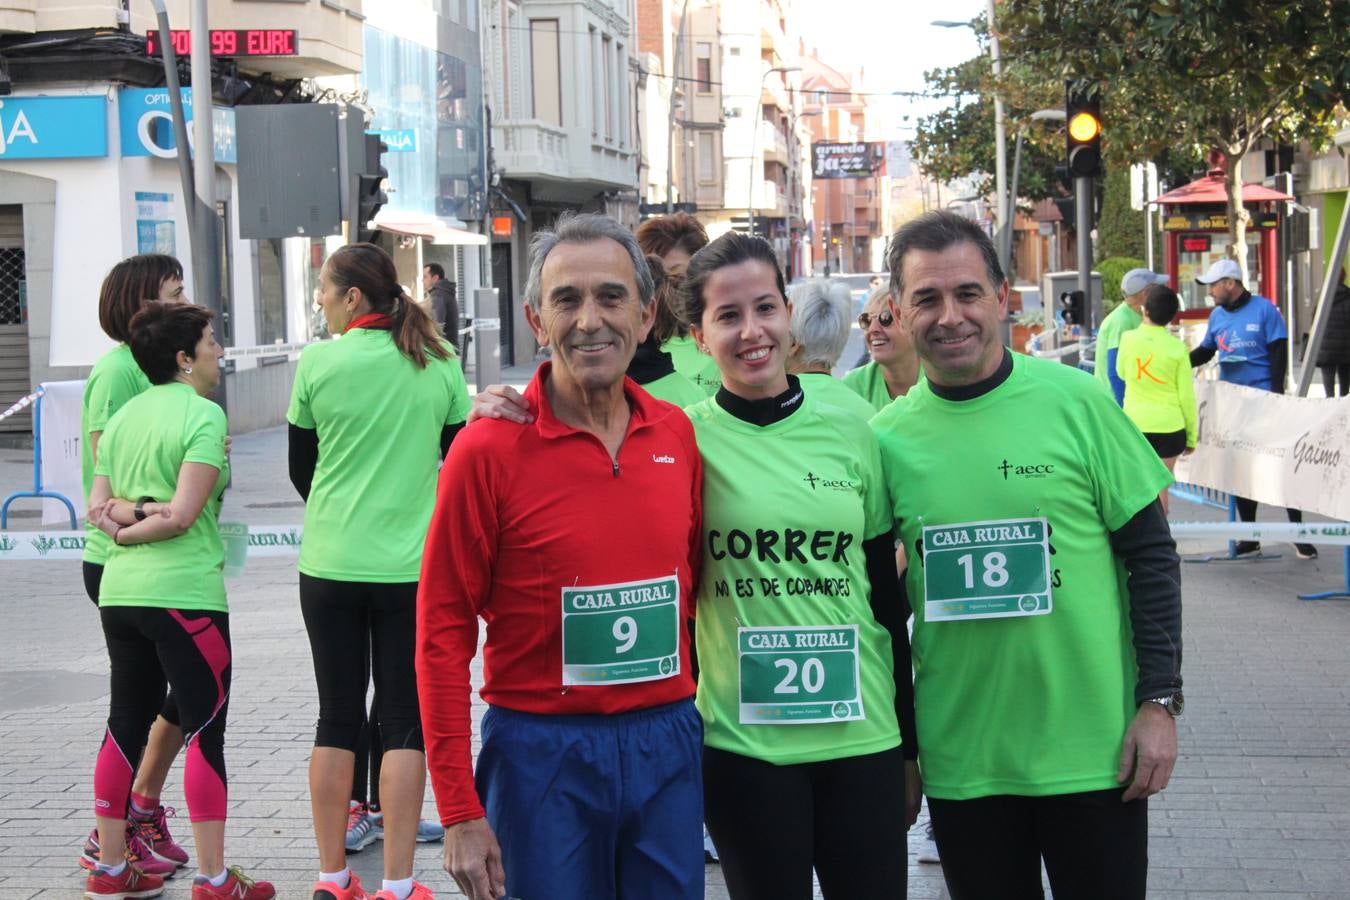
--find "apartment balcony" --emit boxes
[494,119,571,181]
[751,179,791,217]
[496,119,636,191]
[760,121,789,165]
[0,0,36,34]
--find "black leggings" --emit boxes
[1321,363,1349,397]
[928,789,1148,900]
[703,744,908,900]
[1234,497,1303,526]
[352,693,383,808]
[96,607,231,823]
[84,562,180,727]
[299,574,423,753]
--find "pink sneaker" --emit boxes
[78,825,176,879]
[312,871,371,900]
[83,862,165,899]
[191,865,275,899]
[132,805,189,866]
[372,881,434,900]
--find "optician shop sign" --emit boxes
[118,87,237,164]
[0,96,108,159]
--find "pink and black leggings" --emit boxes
[94,607,231,823]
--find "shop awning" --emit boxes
[372,214,488,246]
[1151,173,1293,206]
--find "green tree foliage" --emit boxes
[1097,166,1145,261]
[998,0,1350,282]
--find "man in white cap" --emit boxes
[1097,268,1170,404]
[1189,258,1316,559]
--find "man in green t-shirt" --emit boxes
[1095,268,1168,405]
[871,211,1184,899]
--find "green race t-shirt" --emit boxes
[95,383,230,611]
[871,353,1171,800]
[842,361,895,413]
[82,344,152,564]
[1094,302,1142,393]
[641,370,706,408]
[662,335,721,396]
[798,372,879,421]
[686,392,901,765]
[287,329,470,582]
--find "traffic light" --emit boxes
[354,133,387,243]
[1065,85,1102,178]
[1060,289,1086,326]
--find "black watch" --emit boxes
[134,496,155,521]
[1143,691,1185,718]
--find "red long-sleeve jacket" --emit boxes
[416,365,702,826]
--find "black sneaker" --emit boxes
[1233,541,1261,557]
[1294,544,1318,560]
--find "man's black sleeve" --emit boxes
[1189,345,1216,368]
[1107,498,1183,702]
[440,422,465,460]
[1267,339,1288,394]
[865,533,918,759]
[288,424,318,502]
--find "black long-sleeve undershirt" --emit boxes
[287,422,464,502]
[864,533,918,760]
[1107,498,1184,702]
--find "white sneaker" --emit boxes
[703,824,719,863]
[916,820,940,864]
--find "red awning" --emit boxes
[1151,173,1293,206]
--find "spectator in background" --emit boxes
[1116,284,1197,514]
[843,284,921,413]
[1097,268,1168,405]
[1190,258,1316,560]
[636,213,720,394]
[423,263,460,350]
[1315,268,1350,397]
[786,278,880,421]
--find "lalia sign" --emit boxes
[0,96,109,159]
[119,88,238,164]
[368,128,419,153]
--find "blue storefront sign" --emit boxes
[368,128,419,153]
[118,87,237,164]
[0,95,108,159]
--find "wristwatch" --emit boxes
[134,496,155,521]
[1143,691,1185,718]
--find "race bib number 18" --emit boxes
[922,517,1052,621]
[560,575,681,686]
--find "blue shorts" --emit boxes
[475,698,704,900]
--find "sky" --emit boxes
[794,0,988,140]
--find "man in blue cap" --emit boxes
[1097,268,1170,404]
[1189,258,1316,559]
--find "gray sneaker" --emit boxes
[916,820,940,864]
[344,803,377,853]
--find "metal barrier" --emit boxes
[0,388,78,529]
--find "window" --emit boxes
[695,42,712,93]
[530,19,562,126]
[602,35,613,140]
[254,238,286,347]
[697,132,715,183]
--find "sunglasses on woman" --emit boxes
[858,309,895,329]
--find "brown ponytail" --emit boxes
[326,243,451,368]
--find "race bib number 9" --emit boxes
[922,517,1052,621]
[560,575,681,686]
[738,625,864,724]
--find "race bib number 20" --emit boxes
[560,575,681,686]
[738,625,864,724]
[922,517,1053,621]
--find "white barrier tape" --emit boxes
[1030,340,1096,360]
[223,341,315,361]
[0,525,305,562]
[0,389,42,423]
[1170,521,1350,545]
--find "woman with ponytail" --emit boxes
[287,243,470,900]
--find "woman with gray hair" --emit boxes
[786,279,878,421]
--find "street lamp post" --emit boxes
[748,65,800,237]
[933,8,1007,273]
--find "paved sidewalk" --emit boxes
[3,427,1349,898]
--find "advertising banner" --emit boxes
[118,87,237,164]
[1174,381,1350,520]
[0,95,108,159]
[37,380,85,526]
[811,141,884,179]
